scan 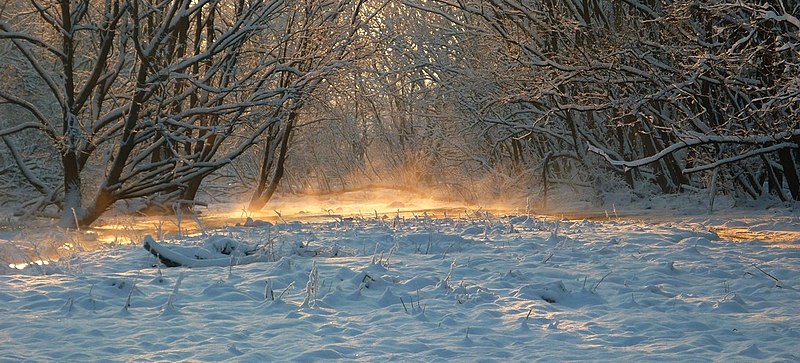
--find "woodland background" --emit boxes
[0,0,798,227]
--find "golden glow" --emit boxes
[237,186,496,221]
[84,186,518,249]
[10,186,794,269]
[713,227,800,249]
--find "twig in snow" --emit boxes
[425,232,432,255]
[123,281,137,312]
[442,242,456,260]
[165,274,184,311]
[265,279,274,301]
[276,281,295,300]
[371,242,380,264]
[71,208,81,232]
[751,263,783,288]
[273,210,287,224]
[592,271,612,293]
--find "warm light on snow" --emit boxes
[2,209,797,361]
[713,228,800,249]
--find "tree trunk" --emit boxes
[58,150,83,228]
[181,178,203,209]
[616,127,635,189]
[249,118,295,210]
[761,155,787,201]
[76,188,116,228]
[639,131,672,193]
[652,127,688,190]
[778,148,800,201]
[68,65,151,228]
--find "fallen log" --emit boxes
[143,235,267,268]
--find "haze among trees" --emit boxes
[1,0,798,227]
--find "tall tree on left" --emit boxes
[0,0,306,227]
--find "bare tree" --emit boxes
[247,0,381,210]
[0,0,344,227]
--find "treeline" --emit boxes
[391,0,800,205]
[1,0,798,227]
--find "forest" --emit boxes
[1,0,798,227]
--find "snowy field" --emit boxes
[1,209,799,361]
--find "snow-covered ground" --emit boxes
[1,207,799,361]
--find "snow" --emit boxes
[1,209,799,361]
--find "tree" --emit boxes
[0,0,340,227]
[247,0,376,210]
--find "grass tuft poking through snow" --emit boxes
[162,273,184,315]
[301,261,319,308]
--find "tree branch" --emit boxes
[589,130,800,169]
[1,136,52,195]
[682,142,799,174]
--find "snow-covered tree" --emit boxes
[247,0,372,210]
[0,0,369,226]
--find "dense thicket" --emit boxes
[1,0,798,226]
[391,0,799,206]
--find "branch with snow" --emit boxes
[588,130,800,172]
